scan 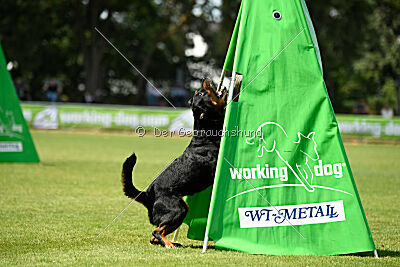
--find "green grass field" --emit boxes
[0,131,399,266]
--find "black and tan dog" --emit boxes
[121,78,227,248]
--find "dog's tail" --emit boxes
[121,153,147,206]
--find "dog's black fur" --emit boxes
[121,78,226,247]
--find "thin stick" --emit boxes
[96,199,135,239]
[227,72,236,102]
[94,27,176,109]
[202,72,236,253]
[216,69,227,93]
[224,28,305,110]
[96,158,177,238]
[171,227,180,242]
[202,236,209,253]
[223,156,305,239]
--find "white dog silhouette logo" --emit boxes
[0,108,23,139]
[246,122,319,192]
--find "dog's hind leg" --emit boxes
[151,197,188,248]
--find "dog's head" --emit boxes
[188,78,227,125]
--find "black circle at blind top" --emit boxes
[273,11,282,20]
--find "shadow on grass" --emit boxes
[182,246,400,258]
[185,244,216,250]
[346,250,400,258]
[377,250,400,258]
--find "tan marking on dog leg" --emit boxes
[159,225,175,248]
[153,225,175,248]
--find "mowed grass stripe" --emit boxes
[0,131,399,265]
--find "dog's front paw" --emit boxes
[165,242,175,249]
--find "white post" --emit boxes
[202,237,209,253]
[374,249,379,258]
[227,72,237,102]
[216,69,227,93]
[171,227,180,243]
[202,72,237,254]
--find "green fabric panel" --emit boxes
[183,186,212,241]
[203,0,375,255]
[0,43,40,163]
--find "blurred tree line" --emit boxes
[0,0,399,114]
